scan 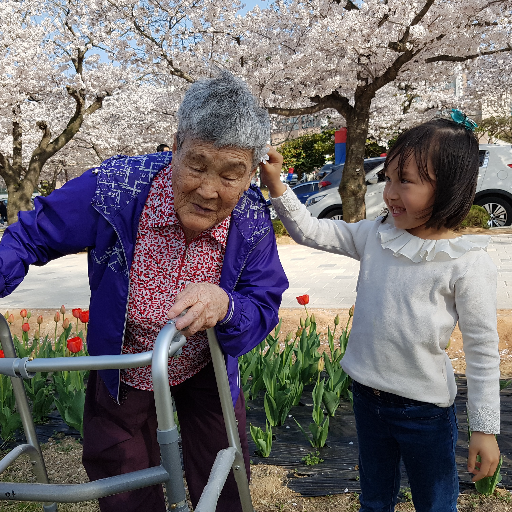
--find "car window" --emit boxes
[293,184,308,193]
[479,150,489,168]
[363,158,386,172]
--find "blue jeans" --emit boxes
[352,380,459,512]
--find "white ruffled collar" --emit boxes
[377,217,490,263]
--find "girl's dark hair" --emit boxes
[385,118,479,230]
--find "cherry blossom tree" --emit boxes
[108,0,512,221]
[229,0,512,221]
[5,0,512,226]
[0,0,140,223]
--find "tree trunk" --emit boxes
[0,87,107,224]
[3,159,40,225]
[338,96,372,223]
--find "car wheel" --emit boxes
[323,208,343,220]
[475,196,512,227]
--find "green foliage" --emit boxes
[364,139,387,158]
[54,374,86,438]
[302,450,324,466]
[468,430,503,496]
[500,379,512,390]
[23,374,55,425]
[37,179,57,197]
[240,311,353,456]
[279,130,335,178]
[294,375,330,448]
[250,422,273,457]
[0,375,21,443]
[0,327,88,440]
[278,130,390,178]
[399,488,413,502]
[459,205,490,229]
[475,116,512,144]
[474,455,503,496]
[272,219,289,238]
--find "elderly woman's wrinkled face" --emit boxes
[172,138,256,241]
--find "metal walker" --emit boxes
[0,315,253,512]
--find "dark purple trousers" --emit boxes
[82,363,250,512]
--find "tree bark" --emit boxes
[338,96,373,223]
[0,88,107,224]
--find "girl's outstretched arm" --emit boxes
[468,431,500,482]
[260,147,286,198]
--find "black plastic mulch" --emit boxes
[0,410,81,452]
[2,376,510,499]
[246,376,512,497]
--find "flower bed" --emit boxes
[0,306,89,441]
[0,299,507,499]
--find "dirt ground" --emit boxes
[0,437,511,511]
[3,230,512,511]
[1,309,512,510]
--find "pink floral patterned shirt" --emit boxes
[121,165,230,390]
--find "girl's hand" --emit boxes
[468,431,500,482]
[260,146,286,198]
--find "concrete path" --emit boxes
[1,234,512,310]
[279,233,512,309]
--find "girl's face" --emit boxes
[383,156,438,238]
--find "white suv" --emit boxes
[306,144,512,227]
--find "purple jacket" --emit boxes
[0,152,288,404]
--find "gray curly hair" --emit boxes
[176,70,270,169]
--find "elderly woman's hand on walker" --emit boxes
[168,283,229,336]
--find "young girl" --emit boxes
[260,116,501,512]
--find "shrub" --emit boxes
[458,205,490,229]
[272,219,289,237]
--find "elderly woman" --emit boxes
[0,71,288,512]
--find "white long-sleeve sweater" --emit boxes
[272,186,500,434]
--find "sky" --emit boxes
[240,0,263,12]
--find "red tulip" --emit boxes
[67,336,83,353]
[72,308,82,319]
[296,294,310,306]
[63,318,70,329]
[20,309,27,319]
[79,310,89,323]
[60,305,66,315]
[0,350,4,358]
[54,312,60,323]
[37,315,43,325]
[7,314,14,324]
[22,322,30,332]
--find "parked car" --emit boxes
[291,181,320,204]
[267,181,320,219]
[317,163,335,180]
[306,163,386,220]
[318,157,387,191]
[473,144,512,227]
[305,145,512,226]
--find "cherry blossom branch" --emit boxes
[130,15,195,83]
[267,92,353,118]
[426,45,512,63]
